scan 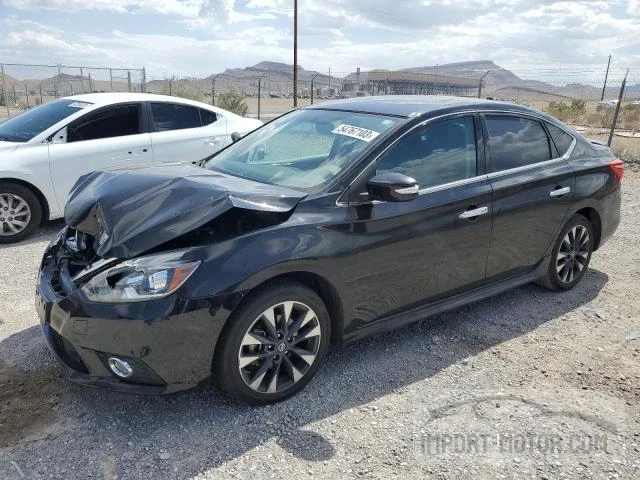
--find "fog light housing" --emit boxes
[108,357,133,378]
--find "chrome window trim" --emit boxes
[483,112,577,178]
[418,174,488,195]
[336,108,577,206]
[336,110,480,206]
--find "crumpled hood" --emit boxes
[64,163,306,259]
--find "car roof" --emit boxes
[63,92,223,111]
[306,95,535,118]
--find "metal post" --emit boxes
[311,73,319,104]
[169,79,172,96]
[109,68,113,91]
[608,70,628,147]
[211,75,219,106]
[127,71,132,92]
[88,72,92,92]
[80,67,84,94]
[25,82,29,108]
[39,83,43,104]
[293,0,298,107]
[478,69,492,99]
[141,67,146,93]
[601,54,611,102]
[258,75,265,120]
[0,64,9,118]
[328,67,331,95]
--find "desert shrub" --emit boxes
[547,101,570,121]
[161,82,204,102]
[570,99,586,114]
[218,88,249,116]
[586,112,614,128]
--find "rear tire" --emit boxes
[537,214,594,291]
[212,280,331,404]
[0,182,42,244]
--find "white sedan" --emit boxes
[0,93,262,242]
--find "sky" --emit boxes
[0,0,639,79]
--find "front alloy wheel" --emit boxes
[239,301,322,394]
[213,281,330,404]
[0,193,31,236]
[0,183,42,243]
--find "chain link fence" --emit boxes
[1,62,638,159]
[0,63,146,120]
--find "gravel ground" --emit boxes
[0,167,639,480]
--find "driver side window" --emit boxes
[377,116,477,189]
[67,104,141,142]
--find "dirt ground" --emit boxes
[0,165,638,479]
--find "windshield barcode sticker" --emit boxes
[69,102,90,109]
[331,124,380,142]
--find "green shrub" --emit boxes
[218,88,249,117]
[161,82,204,102]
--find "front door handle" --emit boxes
[205,139,221,146]
[459,206,489,219]
[550,186,571,197]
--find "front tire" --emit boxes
[213,280,331,404]
[538,214,594,291]
[0,182,42,243]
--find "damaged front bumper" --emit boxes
[36,231,232,394]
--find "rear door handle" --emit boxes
[459,206,489,219]
[550,186,571,197]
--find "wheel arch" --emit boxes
[574,206,602,250]
[0,177,51,223]
[217,270,345,351]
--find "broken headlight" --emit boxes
[80,251,200,303]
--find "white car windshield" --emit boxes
[0,99,92,142]
[206,109,401,193]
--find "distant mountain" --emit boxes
[404,60,523,86]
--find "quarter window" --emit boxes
[200,109,218,126]
[545,123,574,156]
[151,103,201,131]
[67,104,141,142]
[485,115,551,171]
[377,117,477,189]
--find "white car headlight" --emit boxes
[80,251,200,303]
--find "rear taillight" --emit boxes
[608,159,624,183]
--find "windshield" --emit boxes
[0,99,92,142]
[206,109,401,192]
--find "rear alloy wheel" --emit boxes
[538,215,594,291]
[213,281,330,404]
[0,183,42,243]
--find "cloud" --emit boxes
[0,0,637,79]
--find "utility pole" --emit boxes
[293,0,298,107]
[601,54,612,101]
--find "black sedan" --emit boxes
[36,96,623,404]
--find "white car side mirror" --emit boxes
[50,126,68,144]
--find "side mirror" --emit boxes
[367,172,419,202]
[231,132,243,143]
[50,126,67,144]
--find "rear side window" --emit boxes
[151,103,201,131]
[68,104,141,142]
[200,109,218,126]
[485,115,551,172]
[545,123,574,156]
[377,116,477,189]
